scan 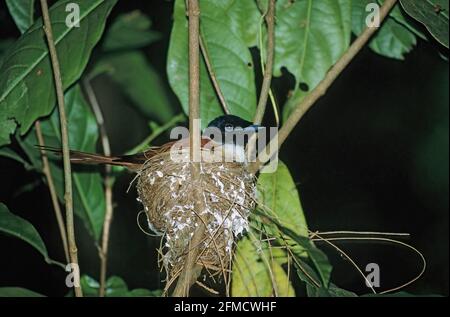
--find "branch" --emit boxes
[250,0,398,173]
[172,0,205,297]
[35,121,69,263]
[39,0,82,297]
[200,36,230,115]
[83,80,112,298]
[253,0,276,125]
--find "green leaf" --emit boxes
[201,0,262,48]
[20,85,106,241]
[102,10,161,51]
[400,0,449,48]
[0,0,118,147]
[257,161,308,238]
[0,203,50,264]
[168,0,256,129]
[93,51,175,123]
[80,275,161,297]
[5,0,35,34]
[232,237,295,297]
[0,287,45,297]
[352,0,417,60]
[274,0,352,121]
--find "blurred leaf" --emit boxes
[352,0,417,60]
[257,161,308,237]
[93,51,175,123]
[80,275,100,297]
[0,0,117,147]
[232,237,295,297]
[20,85,106,241]
[275,0,351,121]
[307,283,358,297]
[0,287,45,297]
[104,276,128,297]
[103,10,161,51]
[400,0,449,47]
[5,0,35,34]
[0,203,51,264]
[80,275,161,297]
[168,0,256,129]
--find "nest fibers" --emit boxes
[136,149,256,281]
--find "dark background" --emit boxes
[0,0,448,296]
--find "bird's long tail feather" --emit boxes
[35,146,145,170]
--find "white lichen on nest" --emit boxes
[136,150,256,278]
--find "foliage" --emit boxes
[0,0,447,297]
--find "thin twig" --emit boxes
[172,0,204,297]
[39,0,82,297]
[250,0,398,173]
[199,36,230,115]
[35,121,69,263]
[83,79,113,298]
[254,0,276,125]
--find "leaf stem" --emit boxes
[83,79,112,298]
[250,0,398,173]
[35,121,69,263]
[199,36,230,115]
[253,0,276,125]
[39,0,82,297]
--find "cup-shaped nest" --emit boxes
[136,150,256,279]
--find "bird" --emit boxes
[38,115,261,171]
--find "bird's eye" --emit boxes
[224,124,233,131]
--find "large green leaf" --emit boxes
[102,10,161,52]
[5,0,35,34]
[0,0,117,147]
[93,51,175,123]
[400,0,449,47]
[257,161,308,238]
[0,203,51,264]
[167,0,256,129]
[20,85,105,241]
[274,0,351,121]
[80,275,161,297]
[232,237,295,297]
[201,0,262,48]
[0,287,45,297]
[352,0,418,60]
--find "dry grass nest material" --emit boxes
[136,150,256,281]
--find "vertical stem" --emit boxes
[39,0,82,297]
[253,0,276,125]
[35,121,70,263]
[83,80,113,298]
[172,0,204,297]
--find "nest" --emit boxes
[136,149,256,283]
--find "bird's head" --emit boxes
[204,115,260,144]
[203,115,262,163]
